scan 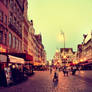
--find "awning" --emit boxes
[25,54,33,61]
[87,58,92,62]
[6,53,33,61]
[9,55,25,64]
[81,63,92,66]
[0,53,33,63]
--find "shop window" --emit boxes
[0,10,3,22]
[9,33,12,47]
[0,31,3,43]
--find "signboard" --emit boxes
[0,45,6,52]
[0,54,7,62]
[4,67,13,85]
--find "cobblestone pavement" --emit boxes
[0,70,92,92]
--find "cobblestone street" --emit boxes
[0,70,92,92]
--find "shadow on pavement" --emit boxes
[75,74,92,85]
[52,80,58,88]
[7,73,35,88]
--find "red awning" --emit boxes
[25,54,33,61]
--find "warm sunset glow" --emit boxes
[80,59,83,62]
[28,0,92,60]
[63,55,67,59]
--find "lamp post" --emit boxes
[60,31,67,66]
[60,31,65,50]
[82,34,87,59]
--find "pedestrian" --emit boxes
[62,66,68,76]
[50,67,52,74]
[72,66,77,75]
[0,64,7,87]
[53,71,58,82]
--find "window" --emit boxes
[14,17,16,26]
[17,40,19,50]
[9,33,12,47]
[20,41,22,51]
[19,41,22,52]
[0,31,3,43]
[9,12,13,24]
[3,33,7,45]
[16,38,18,49]
[0,10,3,22]
[18,41,20,51]
[10,0,13,9]
[5,15,7,25]
[5,33,7,45]
[0,0,3,3]
[13,36,15,48]
[4,0,8,7]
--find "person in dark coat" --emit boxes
[0,64,7,87]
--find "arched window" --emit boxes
[13,36,15,48]
[9,33,12,47]
[0,31,3,43]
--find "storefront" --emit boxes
[8,55,25,71]
[0,54,11,86]
[79,58,92,70]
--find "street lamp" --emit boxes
[60,31,67,65]
[82,34,87,58]
[60,31,65,50]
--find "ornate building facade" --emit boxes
[0,0,46,66]
[0,0,9,53]
[28,20,46,66]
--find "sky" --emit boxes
[28,0,92,60]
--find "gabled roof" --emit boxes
[60,48,73,53]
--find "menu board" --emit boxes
[4,67,13,85]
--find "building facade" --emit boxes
[77,32,92,63]
[0,0,46,66]
[60,48,75,66]
[28,20,46,66]
[0,0,9,53]
[22,0,29,53]
[8,0,24,53]
[53,50,61,66]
